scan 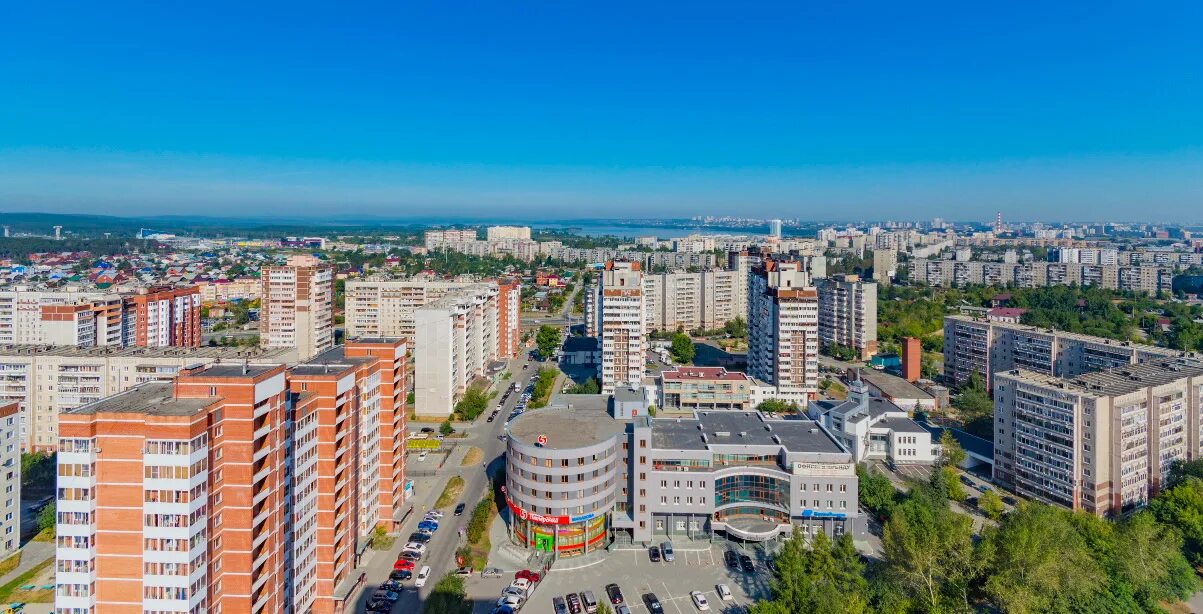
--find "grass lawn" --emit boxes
[435,476,465,509]
[0,552,20,577]
[31,527,53,543]
[461,447,483,467]
[0,556,54,603]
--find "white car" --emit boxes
[415,565,431,587]
[403,542,427,554]
[497,594,524,608]
[716,584,733,601]
[509,578,532,593]
[418,451,429,462]
[424,510,444,519]
[691,591,710,611]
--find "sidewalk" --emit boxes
[0,540,54,587]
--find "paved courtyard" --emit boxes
[466,542,773,614]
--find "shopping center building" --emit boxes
[504,395,863,557]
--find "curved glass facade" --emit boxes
[513,515,609,557]
[715,474,789,508]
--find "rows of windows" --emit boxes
[715,475,789,508]
[144,437,207,455]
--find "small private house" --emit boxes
[808,376,938,465]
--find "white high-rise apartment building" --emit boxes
[260,255,334,361]
[769,219,783,239]
[0,403,18,557]
[817,274,878,360]
[597,261,646,395]
[485,226,532,241]
[748,260,819,406]
[993,358,1203,516]
[344,278,467,339]
[423,229,478,248]
[413,284,501,417]
[0,289,123,346]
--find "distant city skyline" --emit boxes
[2,2,1201,221]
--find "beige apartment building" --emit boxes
[816,274,878,360]
[597,261,647,395]
[993,358,1203,515]
[908,259,1174,295]
[413,284,502,417]
[485,225,532,241]
[260,255,334,360]
[0,289,124,347]
[0,345,295,452]
[748,259,819,406]
[344,278,475,339]
[640,269,746,332]
[942,315,1181,388]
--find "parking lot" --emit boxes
[466,543,773,614]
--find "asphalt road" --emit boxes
[351,353,539,613]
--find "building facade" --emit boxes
[0,403,17,558]
[597,261,647,395]
[993,358,1203,516]
[260,255,334,361]
[504,405,861,556]
[413,284,501,417]
[816,275,878,360]
[809,379,936,465]
[123,286,202,348]
[748,260,820,407]
[658,367,759,411]
[943,315,1181,388]
[907,259,1174,295]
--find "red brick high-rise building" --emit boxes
[123,286,202,348]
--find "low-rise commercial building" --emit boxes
[809,379,936,464]
[504,400,861,556]
[993,358,1203,515]
[657,366,760,411]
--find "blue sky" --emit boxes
[1,1,1201,222]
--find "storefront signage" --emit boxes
[502,487,572,525]
[536,434,548,446]
[569,512,595,523]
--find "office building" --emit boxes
[260,255,334,361]
[0,345,296,452]
[597,261,646,395]
[943,315,1182,388]
[993,358,1203,515]
[485,226,532,241]
[809,378,936,464]
[657,367,762,411]
[413,284,502,417]
[816,275,878,361]
[748,260,820,406]
[0,403,17,557]
[503,401,861,556]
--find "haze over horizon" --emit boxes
[2,1,1201,221]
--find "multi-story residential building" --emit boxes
[907,259,1174,294]
[872,249,896,284]
[0,345,296,451]
[260,255,334,361]
[748,260,820,407]
[423,229,478,248]
[497,280,522,359]
[123,286,202,348]
[504,401,861,554]
[0,289,123,347]
[943,315,1182,388]
[809,378,936,464]
[993,358,1203,516]
[54,348,408,614]
[597,261,646,395]
[197,278,262,304]
[485,226,532,241]
[344,277,520,346]
[0,403,17,557]
[816,274,878,360]
[413,284,501,417]
[657,367,764,411]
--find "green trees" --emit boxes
[724,317,748,339]
[1149,477,1203,566]
[750,531,868,614]
[37,502,55,534]
[21,452,55,488]
[453,386,489,420]
[978,489,1005,521]
[439,420,453,436]
[938,430,966,468]
[535,325,561,360]
[823,343,859,361]
[424,574,471,614]
[951,373,994,439]
[756,399,797,414]
[565,377,600,394]
[670,332,695,364]
[880,487,979,611]
[528,367,557,408]
[856,464,897,518]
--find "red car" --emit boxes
[515,569,542,583]
[393,559,415,571]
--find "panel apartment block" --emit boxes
[748,260,820,406]
[260,255,334,361]
[413,284,501,417]
[993,358,1203,516]
[942,315,1182,388]
[816,274,878,360]
[598,261,646,395]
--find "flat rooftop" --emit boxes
[186,363,282,379]
[0,344,295,360]
[290,346,370,376]
[945,314,1181,355]
[660,367,750,382]
[509,407,628,449]
[653,411,847,454]
[64,382,212,416]
[1004,357,1203,397]
[857,369,932,401]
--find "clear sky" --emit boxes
[1,1,1201,222]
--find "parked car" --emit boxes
[373,589,401,603]
[416,528,435,537]
[642,593,664,613]
[393,558,415,571]
[403,542,427,554]
[510,578,533,594]
[418,451,429,462]
[408,532,431,543]
[739,554,755,573]
[425,510,445,519]
[454,567,473,577]
[661,541,675,562]
[397,550,421,561]
[581,590,598,613]
[487,414,496,422]
[616,606,632,614]
[716,584,733,601]
[515,569,541,583]
[649,545,661,562]
[366,600,391,612]
[691,590,710,610]
[1003,495,1018,506]
[605,583,625,604]
[389,569,412,581]
[382,580,405,592]
[497,594,524,609]
[566,592,583,613]
[553,596,569,614]
[723,549,739,569]
[960,475,974,487]
[417,521,439,531]
[481,567,503,578]
[454,502,467,516]
[420,427,434,433]
[415,566,431,587]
